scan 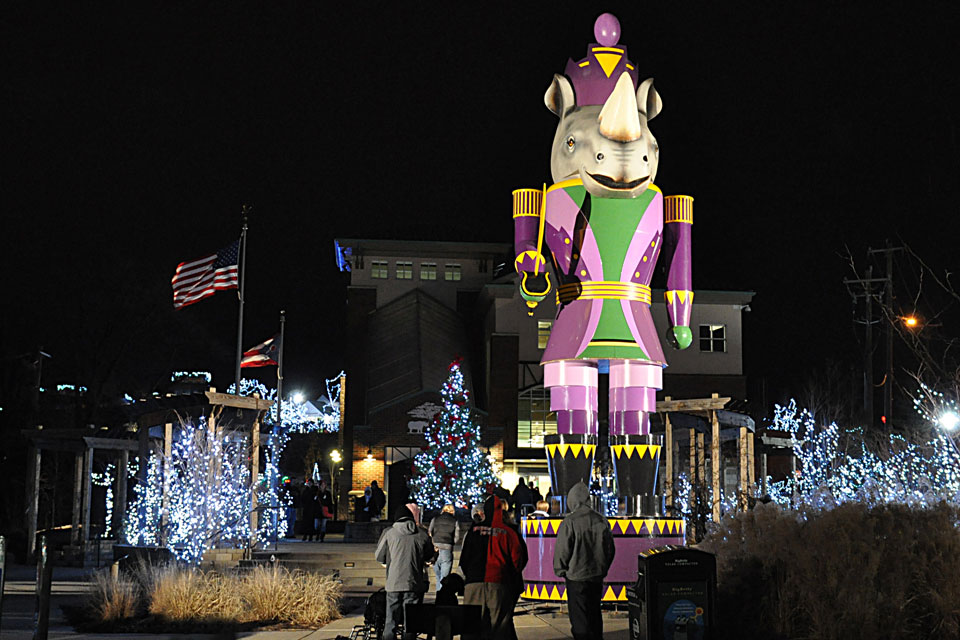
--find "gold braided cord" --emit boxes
[558,281,652,304]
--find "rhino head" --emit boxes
[545,71,662,199]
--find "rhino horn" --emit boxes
[598,72,643,142]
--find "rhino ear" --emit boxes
[637,78,662,121]
[544,74,576,117]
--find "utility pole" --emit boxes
[844,265,883,428]
[868,242,903,429]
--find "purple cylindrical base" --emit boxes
[521,515,686,602]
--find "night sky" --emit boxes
[4,3,959,408]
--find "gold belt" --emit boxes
[557,281,652,304]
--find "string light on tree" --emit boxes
[410,358,498,509]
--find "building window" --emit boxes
[517,386,557,448]
[699,324,726,352]
[537,320,553,349]
[396,261,413,280]
[444,263,462,281]
[420,262,437,280]
[371,260,388,279]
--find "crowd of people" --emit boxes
[375,479,615,640]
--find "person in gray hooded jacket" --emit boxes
[375,504,435,640]
[553,481,615,640]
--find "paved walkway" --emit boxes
[0,537,634,639]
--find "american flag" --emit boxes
[171,240,240,309]
[241,334,280,368]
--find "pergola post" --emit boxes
[250,416,260,544]
[161,422,172,543]
[747,431,755,488]
[26,445,41,557]
[82,445,93,543]
[688,428,696,485]
[71,452,83,546]
[663,396,673,508]
[114,449,129,539]
[710,393,721,522]
[738,426,748,510]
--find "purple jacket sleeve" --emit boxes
[663,195,693,329]
[513,187,546,274]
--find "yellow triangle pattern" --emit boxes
[550,585,561,600]
[665,290,675,304]
[603,586,616,601]
[644,519,656,534]
[558,443,569,457]
[678,290,688,303]
[594,52,622,77]
[617,520,630,534]
[569,444,582,458]
[630,519,644,534]
[546,444,556,458]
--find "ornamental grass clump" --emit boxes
[86,571,140,623]
[701,501,960,640]
[78,561,342,631]
[240,564,342,627]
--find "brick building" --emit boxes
[334,238,754,517]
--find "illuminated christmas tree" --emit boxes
[410,359,498,509]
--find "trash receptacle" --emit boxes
[627,546,716,640]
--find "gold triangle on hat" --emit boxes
[603,585,616,601]
[665,290,675,304]
[558,443,569,457]
[594,52,622,78]
[550,585,561,600]
[570,443,583,458]
[618,586,629,601]
[636,444,649,459]
[611,445,622,459]
[631,519,644,534]
[585,444,596,456]
[644,518,656,534]
[617,520,630,535]
[678,290,688,304]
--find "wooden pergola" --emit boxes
[22,389,273,561]
[656,393,756,521]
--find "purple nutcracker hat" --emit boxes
[563,13,640,105]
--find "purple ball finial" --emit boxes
[594,13,620,46]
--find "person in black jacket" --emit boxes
[509,478,533,515]
[300,479,318,541]
[553,481,615,640]
[427,504,461,590]
[370,480,386,521]
[316,479,334,542]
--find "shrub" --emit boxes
[701,501,960,640]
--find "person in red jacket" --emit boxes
[458,495,527,640]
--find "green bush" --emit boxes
[700,502,960,640]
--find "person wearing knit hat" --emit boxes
[375,504,435,640]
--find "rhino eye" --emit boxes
[596,153,604,162]
[566,136,576,151]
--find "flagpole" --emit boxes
[234,206,250,395]
[277,310,285,426]
[272,310,286,535]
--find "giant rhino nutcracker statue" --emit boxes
[514,14,690,603]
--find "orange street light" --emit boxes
[904,316,919,328]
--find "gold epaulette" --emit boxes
[512,188,543,218]
[664,195,694,224]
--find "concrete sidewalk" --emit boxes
[0,542,633,639]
